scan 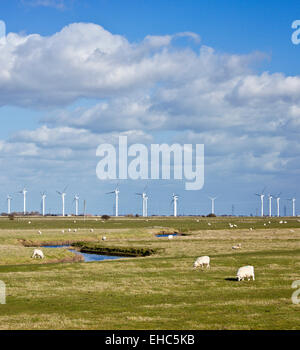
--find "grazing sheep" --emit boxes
[208,223,211,226]
[233,224,237,228]
[61,230,65,233]
[31,249,44,259]
[193,256,210,269]
[249,227,253,231]
[90,229,94,233]
[279,220,283,224]
[74,229,77,233]
[232,243,242,250]
[236,265,255,281]
[102,236,107,241]
[68,228,71,232]
[229,223,233,228]
[28,221,31,224]
[284,221,287,224]
[38,230,42,235]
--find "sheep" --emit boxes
[31,249,44,259]
[233,224,237,228]
[28,221,31,224]
[37,230,42,235]
[168,234,174,240]
[68,228,71,232]
[193,256,210,269]
[90,229,94,233]
[208,223,211,226]
[249,227,253,231]
[232,243,242,250]
[61,230,65,233]
[236,265,255,281]
[73,229,77,233]
[102,236,107,241]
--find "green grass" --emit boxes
[0,216,299,330]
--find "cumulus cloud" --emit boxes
[0,22,299,197]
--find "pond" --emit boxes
[43,245,125,262]
[155,233,178,237]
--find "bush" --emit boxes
[8,214,14,220]
[101,215,111,220]
[207,213,216,217]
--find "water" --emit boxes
[156,233,178,237]
[43,245,124,262]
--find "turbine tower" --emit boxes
[268,194,273,217]
[57,186,67,217]
[136,191,148,217]
[255,188,266,217]
[172,194,179,217]
[7,195,12,214]
[18,187,27,215]
[273,193,281,217]
[41,192,46,216]
[74,194,79,216]
[288,197,296,217]
[106,186,119,217]
[208,196,217,215]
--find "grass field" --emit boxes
[0,216,299,330]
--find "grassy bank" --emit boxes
[72,241,162,257]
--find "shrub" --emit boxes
[101,215,111,220]
[207,213,216,217]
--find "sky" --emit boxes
[0,0,300,216]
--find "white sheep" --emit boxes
[236,265,255,281]
[193,256,210,269]
[249,227,253,231]
[61,230,65,233]
[168,234,174,240]
[74,229,77,232]
[90,229,94,232]
[232,243,242,250]
[31,249,44,259]
[68,228,71,232]
[37,230,42,235]
[102,236,107,241]
[208,223,211,226]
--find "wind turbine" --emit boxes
[106,186,119,217]
[273,193,281,217]
[57,186,67,217]
[172,193,179,217]
[18,187,27,215]
[7,195,12,214]
[255,187,266,217]
[74,194,79,216]
[41,192,46,216]
[208,196,217,215]
[136,190,148,217]
[268,194,273,217]
[287,197,296,217]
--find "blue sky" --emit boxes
[0,0,299,216]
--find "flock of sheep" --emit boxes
[32,219,295,281]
